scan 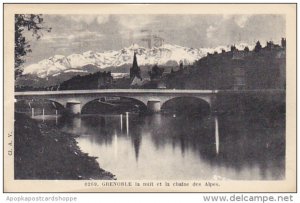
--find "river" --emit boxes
[39,111,285,180]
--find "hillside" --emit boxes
[164,40,286,90]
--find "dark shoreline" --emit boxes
[14,113,115,180]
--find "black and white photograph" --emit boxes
[3,3,296,192]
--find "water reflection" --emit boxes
[113,132,118,159]
[45,112,284,180]
[120,114,123,131]
[215,116,219,155]
[126,112,129,136]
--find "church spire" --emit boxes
[133,52,138,68]
[130,52,141,80]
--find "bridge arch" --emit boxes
[45,99,66,110]
[161,96,211,115]
[15,98,65,115]
[81,96,148,114]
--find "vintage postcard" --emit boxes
[3,4,296,192]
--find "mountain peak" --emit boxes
[83,50,95,56]
[49,55,65,60]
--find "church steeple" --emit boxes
[133,52,138,68]
[130,52,141,80]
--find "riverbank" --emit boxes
[14,113,115,180]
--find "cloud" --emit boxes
[222,14,231,20]
[24,14,285,66]
[37,30,103,49]
[70,15,95,24]
[68,15,109,25]
[206,25,218,38]
[205,15,252,42]
[96,16,109,24]
[234,15,251,28]
[39,33,66,43]
[222,15,251,28]
[67,30,103,41]
[117,15,158,30]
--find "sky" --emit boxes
[23,14,285,66]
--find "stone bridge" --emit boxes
[15,89,218,114]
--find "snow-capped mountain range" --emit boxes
[23,43,254,78]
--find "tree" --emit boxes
[281,38,286,48]
[15,14,51,79]
[254,41,262,52]
[179,61,184,70]
[230,45,236,52]
[244,46,250,52]
[148,64,164,80]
